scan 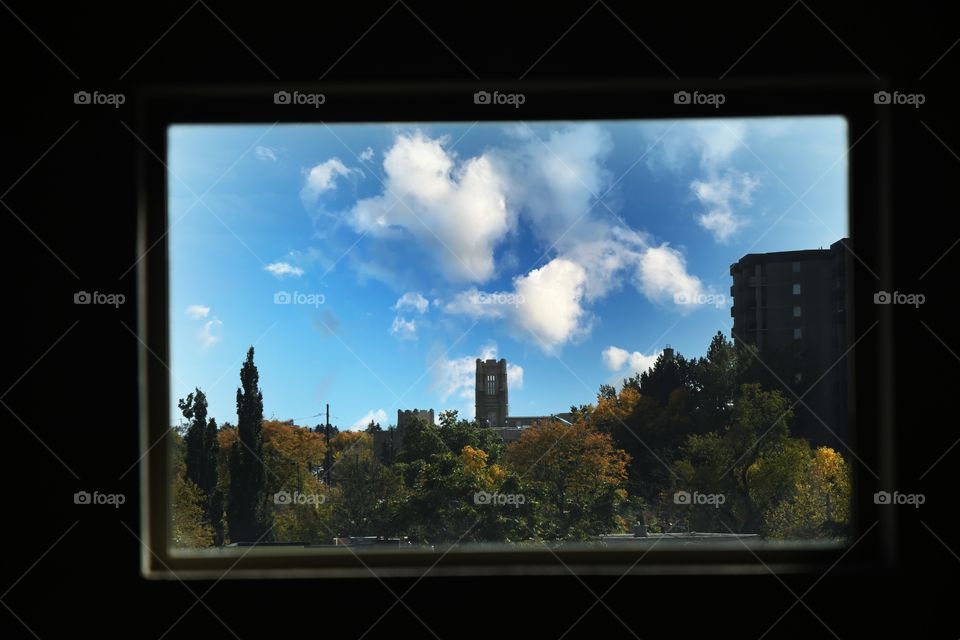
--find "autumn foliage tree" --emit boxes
[506,419,630,540]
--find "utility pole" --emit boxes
[324,403,332,486]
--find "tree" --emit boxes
[328,433,404,538]
[672,383,798,533]
[764,447,851,539]
[506,419,630,540]
[227,347,271,542]
[178,388,223,545]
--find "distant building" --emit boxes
[372,409,435,463]
[475,358,508,427]
[729,238,851,446]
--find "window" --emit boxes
[793,306,802,317]
[794,372,803,384]
[794,327,802,339]
[792,261,801,273]
[143,90,869,579]
[793,283,801,295]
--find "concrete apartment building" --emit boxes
[729,238,851,447]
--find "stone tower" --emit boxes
[475,358,508,427]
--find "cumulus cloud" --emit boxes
[255,145,277,162]
[185,304,210,319]
[359,147,375,162]
[393,291,429,314]
[513,258,589,351]
[346,130,512,282]
[691,171,760,242]
[199,318,222,348]
[635,243,706,311]
[602,345,661,377]
[265,262,305,278]
[350,408,388,431]
[390,316,417,340]
[300,158,360,206]
[431,343,523,416]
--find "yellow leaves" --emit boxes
[461,445,488,472]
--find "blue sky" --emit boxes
[167,117,848,430]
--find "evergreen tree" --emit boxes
[227,347,271,542]
[178,389,222,544]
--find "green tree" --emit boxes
[178,388,224,545]
[227,347,271,542]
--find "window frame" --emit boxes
[136,79,895,579]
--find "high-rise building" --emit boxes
[729,238,851,446]
[475,358,508,427]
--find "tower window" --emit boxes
[792,283,801,295]
[793,305,802,318]
[486,374,496,395]
[792,261,801,273]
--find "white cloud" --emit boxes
[199,318,222,348]
[602,345,660,377]
[359,147,374,162]
[635,243,706,312]
[350,409,388,431]
[265,262,305,278]
[347,130,512,282]
[432,343,523,417]
[513,258,589,352]
[300,158,360,206]
[691,171,759,242]
[255,146,277,162]
[390,316,417,340]
[393,291,429,314]
[185,304,210,319]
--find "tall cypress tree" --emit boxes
[227,347,271,542]
[178,389,223,545]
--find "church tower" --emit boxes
[475,358,508,427]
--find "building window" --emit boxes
[793,327,802,339]
[792,283,801,295]
[793,306,801,317]
[794,372,803,384]
[792,261,801,273]
[486,374,496,395]
[487,412,497,426]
